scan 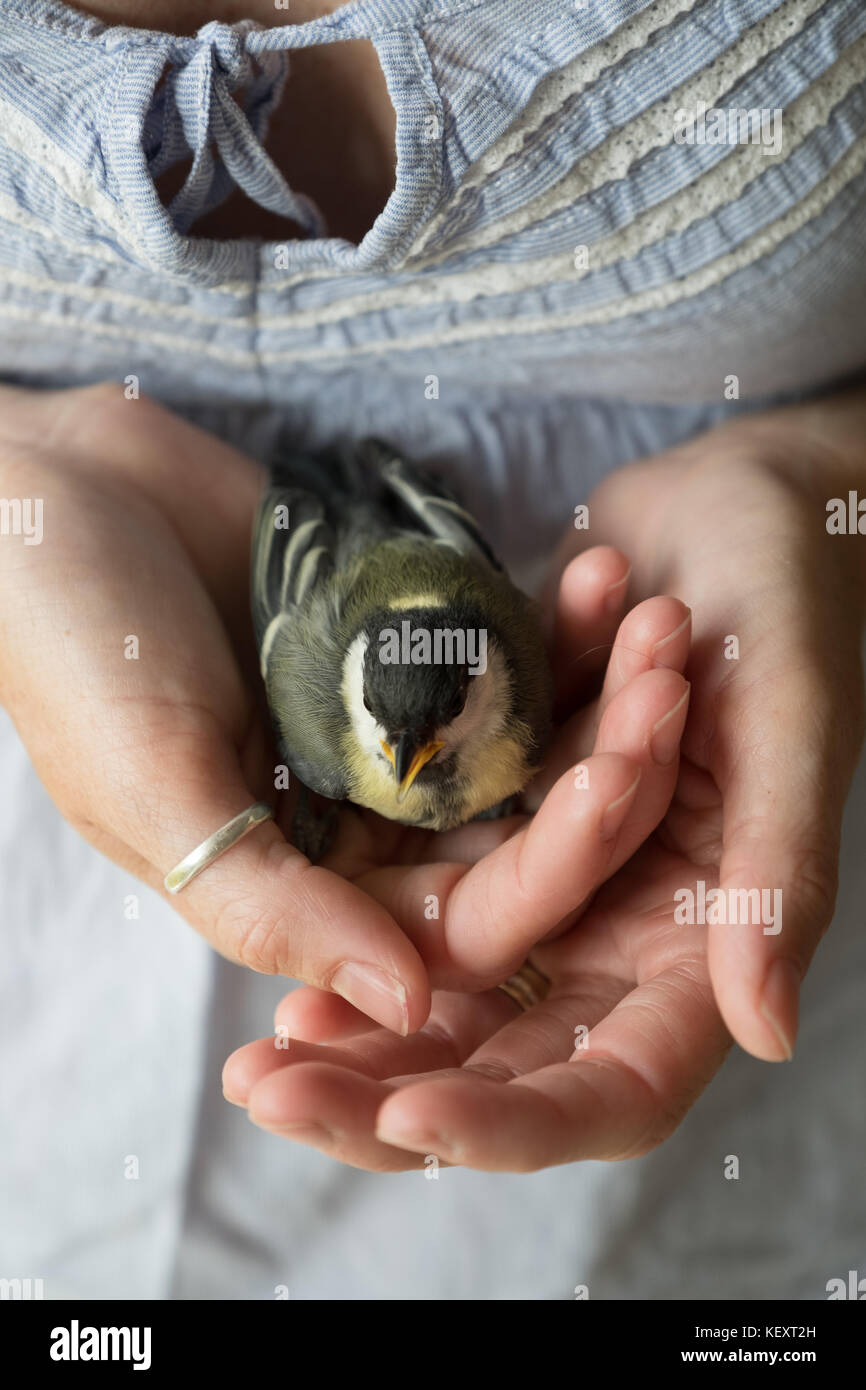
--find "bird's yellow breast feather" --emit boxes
[343,734,534,831]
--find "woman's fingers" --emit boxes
[548,547,631,710]
[442,669,690,977]
[592,597,691,737]
[223,989,518,1170]
[375,960,731,1171]
[286,605,693,1028]
[224,988,513,1101]
[341,668,688,992]
[524,596,691,809]
[353,752,639,989]
[248,1064,423,1171]
[226,949,730,1174]
[272,987,380,1043]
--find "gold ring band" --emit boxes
[163,801,274,894]
[497,961,551,1012]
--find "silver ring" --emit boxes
[163,801,274,894]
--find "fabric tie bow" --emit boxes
[149,20,324,237]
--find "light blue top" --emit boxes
[1,0,866,1300]
[2,1,866,397]
[2,0,866,573]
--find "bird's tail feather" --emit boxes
[263,435,501,571]
[269,440,367,505]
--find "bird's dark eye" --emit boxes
[448,690,466,720]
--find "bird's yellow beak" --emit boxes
[381,737,444,802]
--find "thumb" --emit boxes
[709,661,863,1061]
[12,667,429,1036]
[91,710,429,1036]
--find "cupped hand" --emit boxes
[547,407,866,1063]
[222,565,701,1171]
[0,383,686,1042]
[0,383,429,1032]
[223,395,866,1171]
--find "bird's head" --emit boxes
[363,643,469,800]
[340,605,506,811]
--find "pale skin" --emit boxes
[222,393,866,1170]
[2,383,865,1174]
[0,382,692,1036]
[6,3,866,1170]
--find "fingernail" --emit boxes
[330,962,409,1035]
[222,1087,246,1108]
[604,568,631,613]
[759,958,800,1061]
[650,609,691,662]
[376,1120,462,1160]
[650,684,690,766]
[600,769,641,840]
[250,1116,337,1144]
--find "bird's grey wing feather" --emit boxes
[251,483,348,800]
[359,438,503,571]
[250,485,336,651]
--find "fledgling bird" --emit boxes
[250,439,551,834]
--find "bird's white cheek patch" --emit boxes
[339,633,527,827]
[438,647,508,760]
[341,632,388,762]
[342,633,416,808]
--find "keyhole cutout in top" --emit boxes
[155,38,398,245]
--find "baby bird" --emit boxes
[251,439,551,833]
